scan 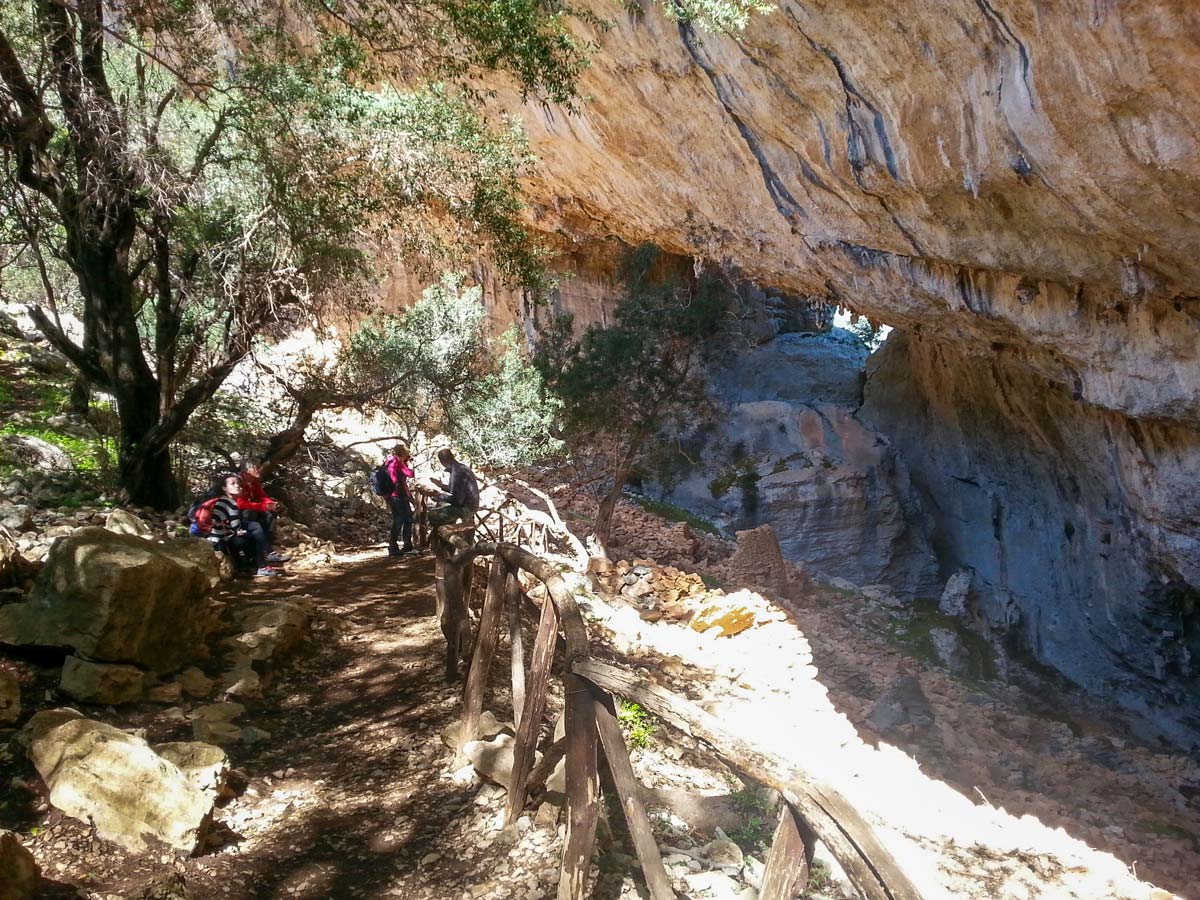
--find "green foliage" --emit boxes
[708,457,760,499]
[0,423,114,474]
[538,245,731,433]
[534,244,731,541]
[341,276,561,466]
[664,0,777,32]
[725,784,774,853]
[449,329,564,467]
[807,859,836,894]
[728,782,773,818]
[616,700,657,750]
[884,598,996,683]
[846,317,888,351]
[632,496,720,535]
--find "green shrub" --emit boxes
[632,495,720,535]
[616,700,657,750]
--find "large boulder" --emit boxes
[0,830,39,900]
[26,709,227,853]
[0,528,220,673]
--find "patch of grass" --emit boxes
[31,382,69,416]
[631,495,720,535]
[726,782,774,853]
[807,858,836,893]
[616,700,657,750]
[728,783,772,817]
[884,597,996,683]
[1138,820,1195,842]
[726,815,771,853]
[0,423,114,474]
[700,573,724,590]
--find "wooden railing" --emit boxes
[429,523,920,900]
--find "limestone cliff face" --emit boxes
[507,0,1199,417]
[862,332,1200,745]
[490,1,1200,740]
[659,330,940,596]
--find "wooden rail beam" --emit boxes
[573,658,920,900]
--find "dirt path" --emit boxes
[8,552,568,900]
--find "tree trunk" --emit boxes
[119,441,177,509]
[113,364,179,509]
[68,376,90,416]
[593,435,644,555]
[260,396,321,479]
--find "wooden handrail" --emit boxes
[426,522,920,900]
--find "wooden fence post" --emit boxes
[759,802,815,900]
[459,556,508,753]
[558,672,599,900]
[506,573,526,730]
[504,592,559,826]
[440,556,468,682]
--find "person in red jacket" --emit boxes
[238,460,289,565]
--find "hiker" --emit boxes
[428,448,479,529]
[237,460,278,534]
[385,444,416,556]
[191,473,285,577]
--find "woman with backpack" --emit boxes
[192,473,282,577]
[385,445,415,557]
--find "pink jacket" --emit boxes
[386,456,414,499]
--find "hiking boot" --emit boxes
[266,551,291,564]
[254,566,281,577]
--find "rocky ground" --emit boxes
[1,485,1197,900]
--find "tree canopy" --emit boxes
[0,0,770,508]
[536,243,730,549]
[0,0,580,507]
[260,275,561,474]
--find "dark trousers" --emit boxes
[242,508,276,537]
[226,521,269,570]
[388,496,413,552]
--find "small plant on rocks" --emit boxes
[727,782,774,852]
[616,700,657,750]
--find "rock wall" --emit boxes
[468,0,1200,742]
[500,1,1199,421]
[656,329,940,595]
[862,331,1200,745]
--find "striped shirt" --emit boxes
[209,498,242,540]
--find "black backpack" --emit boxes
[370,465,394,496]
